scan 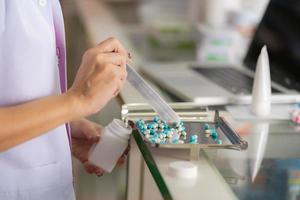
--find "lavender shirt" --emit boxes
[0,1,74,199]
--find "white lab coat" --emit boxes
[0,0,75,199]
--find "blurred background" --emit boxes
[59,0,270,199]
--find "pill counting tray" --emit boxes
[122,103,248,151]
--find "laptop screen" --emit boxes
[244,0,300,91]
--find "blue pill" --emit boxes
[153,116,160,122]
[163,129,169,134]
[180,127,185,131]
[166,132,172,138]
[137,123,143,129]
[211,131,218,140]
[217,139,222,144]
[189,134,198,143]
[137,119,145,125]
[164,125,170,130]
[172,139,179,144]
[150,138,156,143]
[160,141,167,144]
[204,123,210,130]
[172,133,180,140]
[190,134,198,140]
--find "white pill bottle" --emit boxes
[88,119,132,172]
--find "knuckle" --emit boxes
[112,74,119,82]
[83,49,94,58]
[95,53,104,63]
[108,36,118,43]
[110,37,123,49]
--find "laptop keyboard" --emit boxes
[191,67,281,94]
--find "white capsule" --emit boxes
[155,138,161,143]
[166,132,172,138]
[172,133,180,141]
[178,140,184,144]
[181,131,187,136]
[205,129,211,134]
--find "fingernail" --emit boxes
[127,52,132,59]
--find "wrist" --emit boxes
[62,91,86,120]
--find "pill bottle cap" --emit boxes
[168,161,198,179]
[106,119,132,140]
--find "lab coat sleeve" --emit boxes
[0,0,5,33]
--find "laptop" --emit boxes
[140,0,300,105]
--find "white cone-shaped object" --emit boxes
[251,46,271,116]
[249,122,269,182]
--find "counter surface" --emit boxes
[75,1,300,199]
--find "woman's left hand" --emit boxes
[71,118,129,176]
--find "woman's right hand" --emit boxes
[67,37,129,118]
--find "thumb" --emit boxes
[83,123,102,142]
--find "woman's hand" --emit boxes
[0,37,129,151]
[71,118,130,176]
[71,119,103,176]
[67,37,129,118]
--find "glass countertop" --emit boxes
[204,120,300,200]
[126,104,300,200]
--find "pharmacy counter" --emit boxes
[130,110,300,200]
[75,1,300,199]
